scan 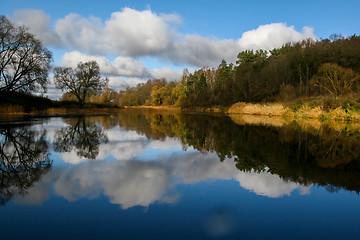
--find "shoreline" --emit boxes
[2,99,360,123]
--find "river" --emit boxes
[1,111,360,239]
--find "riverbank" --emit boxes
[2,91,360,123]
[227,96,360,123]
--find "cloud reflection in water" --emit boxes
[14,132,310,208]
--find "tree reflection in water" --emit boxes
[110,112,360,194]
[0,126,52,205]
[2,112,360,207]
[53,116,108,159]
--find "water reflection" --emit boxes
[2,112,360,208]
[14,151,309,209]
[113,112,360,193]
[53,116,108,159]
[0,126,52,205]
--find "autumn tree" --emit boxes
[312,63,360,97]
[54,61,108,105]
[60,92,77,101]
[0,16,52,93]
[99,87,118,105]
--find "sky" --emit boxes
[3,0,360,99]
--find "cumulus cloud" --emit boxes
[55,13,103,54]
[61,51,150,78]
[107,76,148,90]
[148,137,183,151]
[102,8,180,56]
[54,15,316,68]
[235,170,310,198]
[15,150,310,208]
[53,160,176,209]
[106,128,146,141]
[161,35,240,67]
[10,9,62,46]
[53,8,180,56]
[150,67,183,81]
[237,23,316,51]
[10,8,318,80]
[61,151,90,165]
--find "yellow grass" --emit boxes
[124,105,181,112]
[284,105,323,119]
[227,102,287,116]
[228,101,360,123]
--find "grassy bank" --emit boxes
[3,92,360,124]
[227,95,360,123]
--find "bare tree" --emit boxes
[0,16,52,93]
[54,61,108,105]
[53,116,108,159]
[0,126,52,205]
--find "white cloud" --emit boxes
[150,67,183,81]
[14,150,310,208]
[237,23,316,51]
[53,8,179,57]
[235,170,310,198]
[10,9,62,46]
[164,35,240,67]
[102,8,179,56]
[108,76,148,90]
[55,13,103,54]
[53,8,239,67]
[60,151,90,165]
[61,51,149,77]
[106,128,146,141]
[147,138,183,152]
[10,9,318,82]
[52,161,176,209]
[98,140,149,161]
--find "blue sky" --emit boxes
[3,0,360,98]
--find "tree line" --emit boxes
[1,15,360,108]
[116,36,360,108]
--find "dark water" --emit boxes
[1,112,360,239]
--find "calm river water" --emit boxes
[1,111,360,239]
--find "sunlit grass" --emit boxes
[227,102,286,116]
